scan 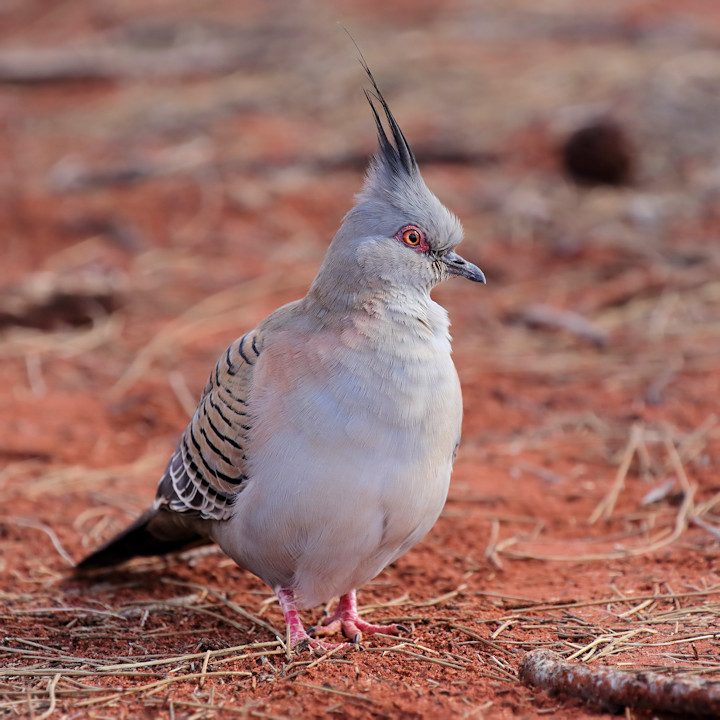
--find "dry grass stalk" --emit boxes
[13,452,166,499]
[283,645,353,681]
[0,314,123,359]
[589,423,643,524]
[34,673,60,720]
[161,579,283,640]
[3,576,720,716]
[565,628,658,662]
[293,681,375,703]
[110,269,314,397]
[1,518,74,566]
[493,419,715,564]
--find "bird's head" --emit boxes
[310,61,485,310]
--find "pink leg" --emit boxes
[276,588,352,652]
[311,590,409,643]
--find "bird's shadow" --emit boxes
[50,560,277,655]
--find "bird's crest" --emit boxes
[335,35,464,259]
[356,54,419,182]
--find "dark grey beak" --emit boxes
[440,251,486,284]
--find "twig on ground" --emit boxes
[519,648,720,716]
[519,304,609,347]
[0,42,248,84]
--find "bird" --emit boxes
[76,59,486,650]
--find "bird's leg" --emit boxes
[277,588,310,647]
[311,589,409,643]
[276,588,352,652]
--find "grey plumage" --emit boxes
[77,62,485,648]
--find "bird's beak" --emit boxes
[440,251,486,284]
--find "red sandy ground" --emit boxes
[1,1,720,718]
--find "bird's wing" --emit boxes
[155,329,262,521]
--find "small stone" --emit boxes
[560,119,635,186]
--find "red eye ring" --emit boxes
[398,225,426,250]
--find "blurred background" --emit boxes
[2,0,718,482]
[1,1,719,717]
[1,0,718,453]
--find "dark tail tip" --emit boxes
[74,507,208,574]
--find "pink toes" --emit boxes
[277,587,408,651]
[310,590,410,643]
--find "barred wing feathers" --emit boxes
[156,330,261,521]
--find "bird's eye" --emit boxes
[401,226,424,247]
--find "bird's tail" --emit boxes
[75,507,210,572]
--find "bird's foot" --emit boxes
[312,616,406,643]
[277,587,354,653]
[310,590,409,643]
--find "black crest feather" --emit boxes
[346,35,418,179]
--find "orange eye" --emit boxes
[402,227,423,246]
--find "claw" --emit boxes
[293,635,310,652]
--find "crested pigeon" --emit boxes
[77,62,486,649]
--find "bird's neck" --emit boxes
[304,283,450,343]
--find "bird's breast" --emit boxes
[227,313,462,606]
[254,315,460,453]
[247,318,462,532]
